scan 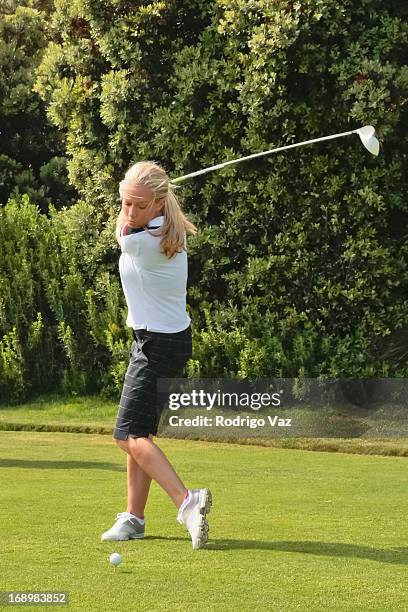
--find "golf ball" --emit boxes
[109,552,122,567]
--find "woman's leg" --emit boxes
[126,454,152,517]
[116,436,187,509]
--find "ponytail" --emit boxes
[160,183,197,258]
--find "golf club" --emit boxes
[171,125,379,185]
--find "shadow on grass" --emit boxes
[0,458,125,471]
[100,535,408,566]
[122,536,408,565]
[204,539,408,564]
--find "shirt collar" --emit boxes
[147,215,164,227]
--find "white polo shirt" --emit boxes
[118,215,191,333]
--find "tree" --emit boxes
[33,0,407,379]
[0,0,76,210]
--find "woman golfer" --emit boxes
[101,161,212,549]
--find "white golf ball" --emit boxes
[109,552,122,567]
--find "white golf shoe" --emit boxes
[101,512,145,541]
[177,488,212,550]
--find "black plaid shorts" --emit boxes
[113,325,192,440]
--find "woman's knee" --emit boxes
[127,435,153,459]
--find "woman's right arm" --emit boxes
[115,210,125,246]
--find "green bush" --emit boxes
[0,196,130,401]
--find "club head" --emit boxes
[356,125,380,156]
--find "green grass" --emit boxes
[0,431,407,611]
[0,393,116,427]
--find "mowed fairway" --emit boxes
[0,431,407,611]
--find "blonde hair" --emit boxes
[119,161,197,258]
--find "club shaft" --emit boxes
[171,129,356,184]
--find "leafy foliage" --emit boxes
[1,0,407,400]
[0,1,76,210]
[0,196,128,400]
